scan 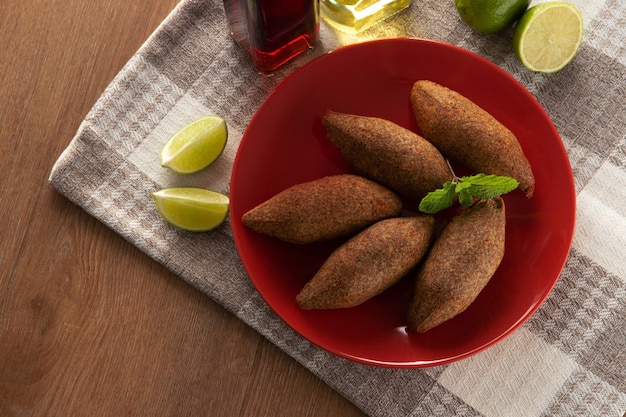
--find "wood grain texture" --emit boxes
[0,1,365,416]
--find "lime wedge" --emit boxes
[513,2,584,73]
[153,187,229,232]
[161,116,228,174]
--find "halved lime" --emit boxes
[513,2,584,73]
[161,116,228,174]
[153,187,229,232]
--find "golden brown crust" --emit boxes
[297,215,435,309]
[410,80,535,198]
[322,110,452,201]
[407,198,506,333]
[241,174,403,244]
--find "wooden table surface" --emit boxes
[0,2,365,415]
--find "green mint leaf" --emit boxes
[461,173,519,199]
[419,173,520,214]
[455,181,472,193]
[458,188,474,207]
[419,182,456,214]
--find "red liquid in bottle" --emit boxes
[224,0,320,72]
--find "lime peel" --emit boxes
[153,187,230,232]
[455,0,529,33]
[513,2,584,73]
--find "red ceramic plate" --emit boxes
[230,38,575,367]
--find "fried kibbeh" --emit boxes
[322,110,452,201]
[407,197,506,333]
[297,215,435,309]
[410,80,535,198]
[242,174,402,244]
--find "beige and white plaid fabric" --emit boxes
[50,1,626,416]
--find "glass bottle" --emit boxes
[223,0,320,73]
[320,0,411,33]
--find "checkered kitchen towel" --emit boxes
[49,0,625,416]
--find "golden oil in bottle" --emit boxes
[320,0,411,33]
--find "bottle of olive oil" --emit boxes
[320,0,411,33]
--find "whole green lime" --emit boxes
[455,0,530,33]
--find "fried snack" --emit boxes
[322,110,452,201]
[242,174,402,244]
[410,80,535,198]
[297,215,435,309]
[407,198,506,333]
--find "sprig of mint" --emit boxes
[419,173,519,214]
